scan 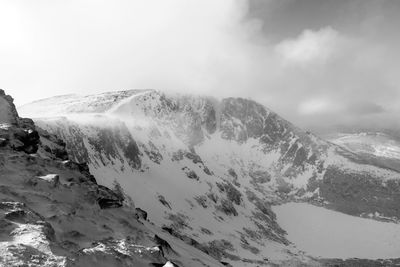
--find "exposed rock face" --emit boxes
[0,89,19,125]
[0,90,40,154]
[154,234,177,256]
[96,185,124,209]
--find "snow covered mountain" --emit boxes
[0,89,224,267]
[327,132,400,173]
[19,89,400,266]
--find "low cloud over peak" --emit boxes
[1,0,399,133]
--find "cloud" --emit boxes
[1,0,400,133]
[298,98,337,115]
[347,102,385,115]
[275,27,339,65]
[0,0,262,104]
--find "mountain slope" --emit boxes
[0,89,225,267]
[20,89,400,266]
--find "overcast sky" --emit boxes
[1,0,399,132]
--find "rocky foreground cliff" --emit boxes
[0,89,228,267]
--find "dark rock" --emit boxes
[194,195,208,208]
[199,239,239,262]
[62,161,97,184]
[206,192,218,203]
[166,213,190,231]
[96,185,124,209]
[97,198,123,209]
[182,167,199,181]
[10,139,25,151]
[0,90,19,125]
[77,162,91,173]
[144,141,163,164]
[185,151,202,164]
[19,118,35,129]
[12,128,40,154]
[52,147,68,160]
[204,104,217,134]
[228,168,237,179]
[0,138,8,147]
[123,140,141,169]
[216,182,242,205]
[217,199,238,216]
[203,166,212,175]
[86,174,97,184]
[220,98,268,142]
[171,150,184,161]
[43,145,52,153]
[135,208,148,220]
[200,227,213,235]
[293,146,308,167]
[158,195,172,209]
[37,221,56,241]
[154,234,177,256]
[4,209,27,223]
[55,138,66,147]
[161,226,174,235]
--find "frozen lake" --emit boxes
[272,202,400,259]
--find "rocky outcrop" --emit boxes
[0,91,41,154]
[135,207,148,220]
[0,89,19,125]
[95,185,124,209]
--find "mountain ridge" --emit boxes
[18,89,400,266]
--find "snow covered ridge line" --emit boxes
[18,89,150,117]
[18,89,400,265]
[328,131,400,162]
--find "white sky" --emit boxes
[1,0,400,132]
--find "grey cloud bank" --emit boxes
[1,0,399,133]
